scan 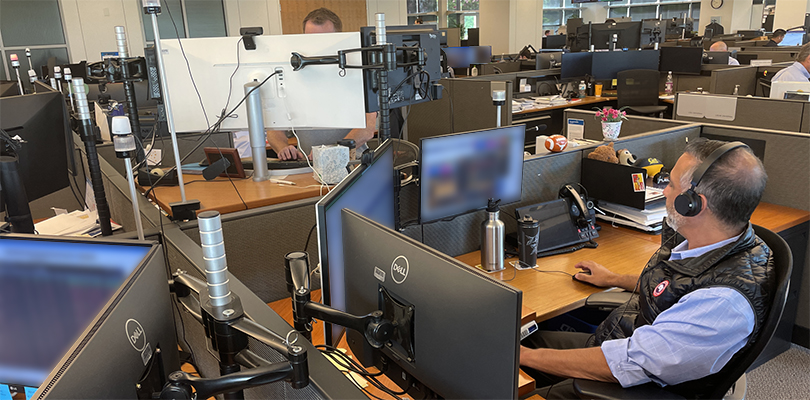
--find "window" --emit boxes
[406,0,479,40]
[543,0,582,36]
[447,0,479,40]
[607,0,700,24]
[0,0,69,82]
[142,0,227,42]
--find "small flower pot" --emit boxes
[601,121,622,141]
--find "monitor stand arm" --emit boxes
[164,272,310,399]
[285,252,395,348]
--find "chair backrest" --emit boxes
[617,69,661,108]
[704,224,793,398]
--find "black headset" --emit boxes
[674,141,748,217]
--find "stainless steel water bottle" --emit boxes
[481,199,505,272]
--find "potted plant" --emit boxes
[594,106,628,141]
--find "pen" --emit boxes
[270,178,296,185]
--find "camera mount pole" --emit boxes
[72,78,114,236]
[142,1,199,220]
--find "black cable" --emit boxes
[316,346,407,398]
[304,223,317,252]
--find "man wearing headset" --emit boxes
[521,139,774,398]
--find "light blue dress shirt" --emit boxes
[601,234,756,388]
[771,61,810,82]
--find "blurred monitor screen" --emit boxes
[419,125,525,223]
[0,238,150,391]
[442,46,492,69]
[659,46,703,74]
[779,31,804,46]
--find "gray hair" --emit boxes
[682,138,767,231]
[796,42,810,63]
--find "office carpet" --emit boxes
[746,344,810,399]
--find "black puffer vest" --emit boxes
[587,222,775,397]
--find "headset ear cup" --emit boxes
[674,190,701,217]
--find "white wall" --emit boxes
[773,0,809,32]
[698,0,760,36]
[480,0,512,54]
[60,0,146,62]
[223,0,283,37]
[366,0,407,26]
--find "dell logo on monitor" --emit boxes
[391,256,409,284]
[125,318,147,352]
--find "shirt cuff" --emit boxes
[601,338,653,388]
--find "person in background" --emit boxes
[266,8,377,160]
[544,30,551,37]
[771,42,810,83]
[709,41,739,65]
[765,29,786,47]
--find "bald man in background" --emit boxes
[709,41,739,65]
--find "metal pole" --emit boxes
[124,158,145,240]
[148,10,188,201]
[244,81,269,181]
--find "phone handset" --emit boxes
[559,184,592,228]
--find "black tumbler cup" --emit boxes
[518,215,540,268]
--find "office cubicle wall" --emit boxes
[479,61,521,75]
[406,124,702,258]
[406,78,513,147]
[710,66,758,96]
[563,109,693,141]
[674,94,810,133]
[178,197,321,303]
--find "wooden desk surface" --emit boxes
[141,172,326,217]
[457,202,809,322]
[513,96,611,116]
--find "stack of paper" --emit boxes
[34,210,122,237]
[597,200,666,232]
[532,95,568,107]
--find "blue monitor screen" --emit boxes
[316,140,395,343]
[779,31,804,47]
[420,125,525,223]
[0,239,150,389]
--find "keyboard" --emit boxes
[241,160,312,170]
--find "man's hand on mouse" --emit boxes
[278,145,307,161]
[573,260,616,287]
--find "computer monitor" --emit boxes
[561,51,593,79]
[419,125,524,223]
[591,50,660,80]
[591,21,642,50]
[159,33,366,133]
[360,25,443,112]
[442,46,492,69]
[0,91,71,201]
[770,81,810,100]
[467,28,480,46]
[341,209,522,399]
[659,47,703,74]
[315,139,396,345]
[544,35,567,49]
[536,51,563,69]
[779,31,805,47]
[703,51,730,65]
[0,235,179,399]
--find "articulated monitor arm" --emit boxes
[285,252,395,349]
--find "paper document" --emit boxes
[567,118,585,140]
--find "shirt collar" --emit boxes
[792,62,810,80]
[669,233,743,261]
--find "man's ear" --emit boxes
[695,193,710,217]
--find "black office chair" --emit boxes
[573,224,793,400]
[616,69,669,118]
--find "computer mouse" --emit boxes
[572,270,597,286]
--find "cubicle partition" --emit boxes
[710,66,758,95]
[563,109,693,141]
[674,93,810,133]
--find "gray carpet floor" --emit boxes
[746,344,810,400]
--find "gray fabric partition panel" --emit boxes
[700,125,810,211]
[676,96,807,133]
[406,78,453,147]
[585,126,701,169]
[564,110,690,141]
[419,151,582,257]
[710,67,757,96]
[675,75,712,92]
[452,79,511,133]
[803,104,810,133]
[180,198,321,303]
